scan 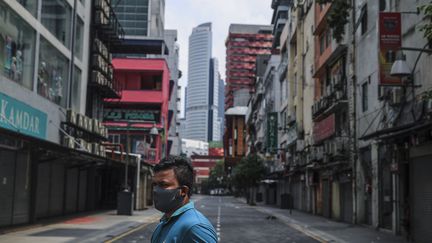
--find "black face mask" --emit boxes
[153,186,184,213]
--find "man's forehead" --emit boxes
[153,168,176,180]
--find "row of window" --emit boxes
[15,0,84,60]
[0,2,81,110]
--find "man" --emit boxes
[151,156,218,243]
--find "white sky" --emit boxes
[165,0,273,117]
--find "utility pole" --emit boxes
[349,0,359,224]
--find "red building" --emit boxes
[191,154,223,185]
[104,58,171,164]
[225,24,273,110]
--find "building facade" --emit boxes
[0,0,131,227]
[104,58,170,164]
[225,24,273,110]
[164,29,182,155]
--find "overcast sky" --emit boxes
[165,0,273,116]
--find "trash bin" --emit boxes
[117,190,134,215]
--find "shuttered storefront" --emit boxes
[410,155,432,243]
[0,148,30,227]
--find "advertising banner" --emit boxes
[313,113,335,143]
[379,12,402,85]
[267,112,278,153]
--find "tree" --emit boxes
[317,0,351,43]
[419,2,432,46]
[231,154,266,205]
[207,160,228,191]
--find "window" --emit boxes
[72,67,81,111]
[74,17,84,60]
[319,34,325,54]
[37,37,69,107]
[362,82,368,112]
[361,4,368,35]
[326,30,332,47]
[0,1,36,90]
[41,0,72,47]
[17,0,38,16]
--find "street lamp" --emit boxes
[390,51,411,77]
[390,45,432,78]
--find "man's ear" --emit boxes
[180,186,189,197]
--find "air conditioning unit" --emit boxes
[84,116,92,132]
[92,143,100,156]
[66,109,77,125]
[77,113,85,129]
[296,139,305,152]
[390,88,403,105]
[336,91,343,100]
[334,139,345,155]
[86,142,93,153]
[93,119,100,135]
[64,136,75,149]
[76,139,87,151]
[426,99,432,113]
[326,86,332,97]
[316,146,324,160]
[99,145,106,157]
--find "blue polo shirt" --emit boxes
[151,201,218,243]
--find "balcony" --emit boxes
[312,81,348,120]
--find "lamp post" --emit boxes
[118,122,158,215]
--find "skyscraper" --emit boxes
[114,0,165,37]
[225,24,273,110]
[185,23,221,142]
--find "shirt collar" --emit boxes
[161,201,195,222]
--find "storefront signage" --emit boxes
[0,92,47,139]
[313,113,335,143]
[104,109,160,123]
[267,112,278,153]
[379,12,402,85]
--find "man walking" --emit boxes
[151,156,218,243]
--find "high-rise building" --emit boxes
[185,23,222,142]
[225,24,273,110]
[114,0,165,37]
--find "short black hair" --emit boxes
[154,156,194,196]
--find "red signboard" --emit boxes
[209,147,224,156]
[379,12,402,85]
[313,114,336,143]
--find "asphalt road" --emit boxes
[113,195,318,243]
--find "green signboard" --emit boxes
[267,112,278,154]
[104,109,160,123]
[0,92,47,139]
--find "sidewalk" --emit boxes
[238,198,406,243]
[0,209,161,243]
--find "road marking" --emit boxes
[216,203,221,242]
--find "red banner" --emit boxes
[379,12,402,85]
[313,114,336,143]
